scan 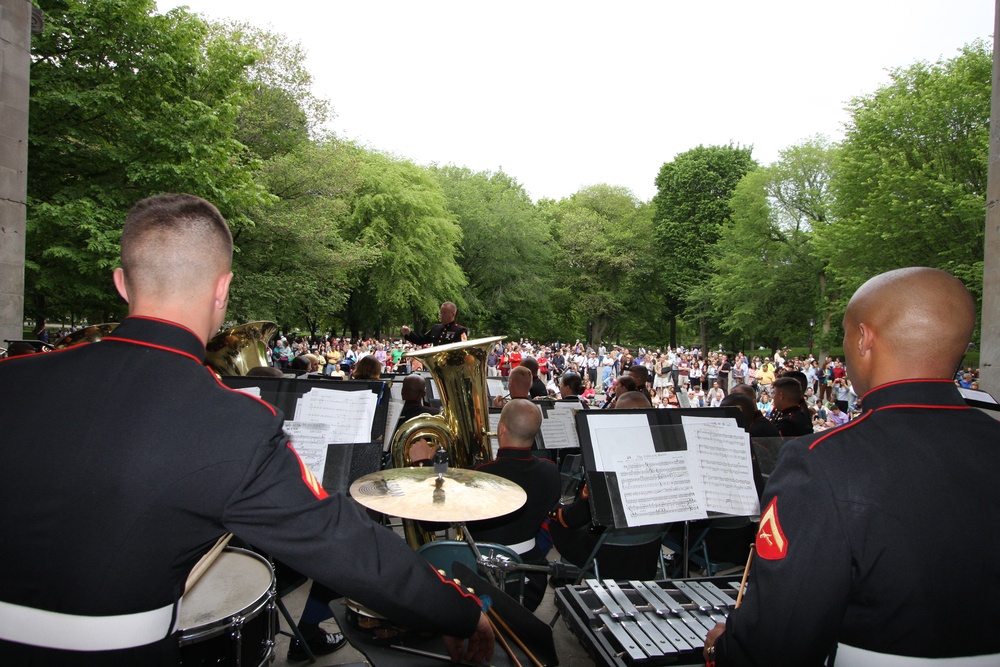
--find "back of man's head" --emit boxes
[615,391,651,409]
[730,383,757,402]
[401,374,426,401]
[519,356,539,376]
[507,365,534,398]
[781,370,808,396]
[561,371,584,396]
[629,365,650,385]
[499,399,542,448]
[120,194,232,302]
[772,376,803,408]
[720,393,756,430]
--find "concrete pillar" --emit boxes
[0,0,34,347]
[983,0,1000,397]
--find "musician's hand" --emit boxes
[704,622,725,663]
[407,438,435,463]
[460,332,468,341]
[401,326,410,336]
[491,395,507,408]
[444,612,494,663]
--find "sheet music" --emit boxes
[487,378,505,399]
[283,421,330,482]
[538,402,581,450]
[682,416,760,517]
[488,410,501,458]
[384,400,405,451]
[233,386,262,399]
[293,387,378,444]
[587,415,655,471]
[613,451,707,526]
[390,381,403,402]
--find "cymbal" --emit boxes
[349,467,526,522]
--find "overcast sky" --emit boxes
[157,1,994,203]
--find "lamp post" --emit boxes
[809,319,815,357]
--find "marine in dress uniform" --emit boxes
[769,376,814,438]
[0,195,491,665]
[402,301,469,347]
[705,268,1000,666]
[465,400,561,611]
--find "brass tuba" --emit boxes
[52,323,119,349]
[205,321,278,376]
[391,335,505,470]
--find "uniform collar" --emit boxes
[496,447,534,459]
[106,316,207,361]
[860,379,966,410]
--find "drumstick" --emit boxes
[184,533,232,594]
[486,614,523,667]
[389,644,484,667]
[735,544,755,608]
[488,608,544,667]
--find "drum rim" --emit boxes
[177,546,275,645]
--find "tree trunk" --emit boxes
[699,317,708,355]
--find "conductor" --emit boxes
[0,194,492,665]
[704,267,1000,665]
[401,301,469,346]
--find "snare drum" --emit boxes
[178,547,276,666]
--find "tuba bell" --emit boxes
[390,335,505,548]
[205,321,279,376]
[391,335,505,470]
[52,323,119,349]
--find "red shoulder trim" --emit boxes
[286,442,328,500]
[209,372,278,416]
[102,336,204,365]
[873,404,970,413]
[861,378,955,400]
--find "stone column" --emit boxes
[0,0,34,346]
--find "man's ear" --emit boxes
[857,323,874,358]
[214,272,233,310]
[113,268,129,303]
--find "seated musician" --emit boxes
[465,399,561,611]
[0,194,493,665]
[704,268,1000,665]
[547,392,663,581]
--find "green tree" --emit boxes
[338,151,466,339]
[710,138,836,354]
[216,21,331,162]
[823,40,990,302]
[429,165,553,337]
[229,141,376,336]
[653,144,757,349]
[27,0,270,324]
[548,185,653,344]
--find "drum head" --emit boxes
[178,548,273,631]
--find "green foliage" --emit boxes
[430,165,554,337]
[652,144,757,346]
[338,151,466,338]
[229,141,376,335]
[823,40,990,300]
[27,0,270,322]
[547,185,653,344]
[709,138,836,351]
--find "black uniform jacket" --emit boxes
[771,402,813,437]
[405,320,469,347]
[0,317,480,662]
[716,379,1000,665]
[466,448,560,547]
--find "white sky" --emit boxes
[158,1,994,203]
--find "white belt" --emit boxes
[506,538,536,555]
[0,599,176,651]
[836,644,1000,667]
